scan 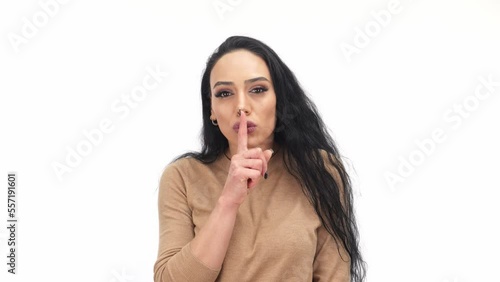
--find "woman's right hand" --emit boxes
[219,112,273,206]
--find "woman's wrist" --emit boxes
[217,194,241,212]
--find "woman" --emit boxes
[154,36,366,281]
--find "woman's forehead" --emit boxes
[210,50,271,85]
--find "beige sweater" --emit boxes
[154,148,350,281]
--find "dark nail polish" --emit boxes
[264,172,268,179]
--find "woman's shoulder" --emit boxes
[162,155,207,174]
[158,154,226,194]
[161,153,225,179]
[157,156,207,190]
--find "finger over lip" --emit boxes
[233,121,257,130]
[237,111,248,153]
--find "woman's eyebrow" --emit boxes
[213,76,270,89]
[245,76,269,84]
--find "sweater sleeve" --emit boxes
[313,226,350,282]
[153,161,221,282]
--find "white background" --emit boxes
[1,0,499,281]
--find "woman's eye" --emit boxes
[251,87,268,94]
[215,90,232,98]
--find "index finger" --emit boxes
[237,111,248,153]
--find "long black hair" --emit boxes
[177,35,366,281]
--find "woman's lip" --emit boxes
[233,126,256,133]
[233,122,257,133]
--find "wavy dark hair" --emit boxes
[176,35,366,281]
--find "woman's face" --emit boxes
[210,49,276,156]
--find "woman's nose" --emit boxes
[236,92,251,116]
[237,108,250,117]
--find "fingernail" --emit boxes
[264,172,268,179]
